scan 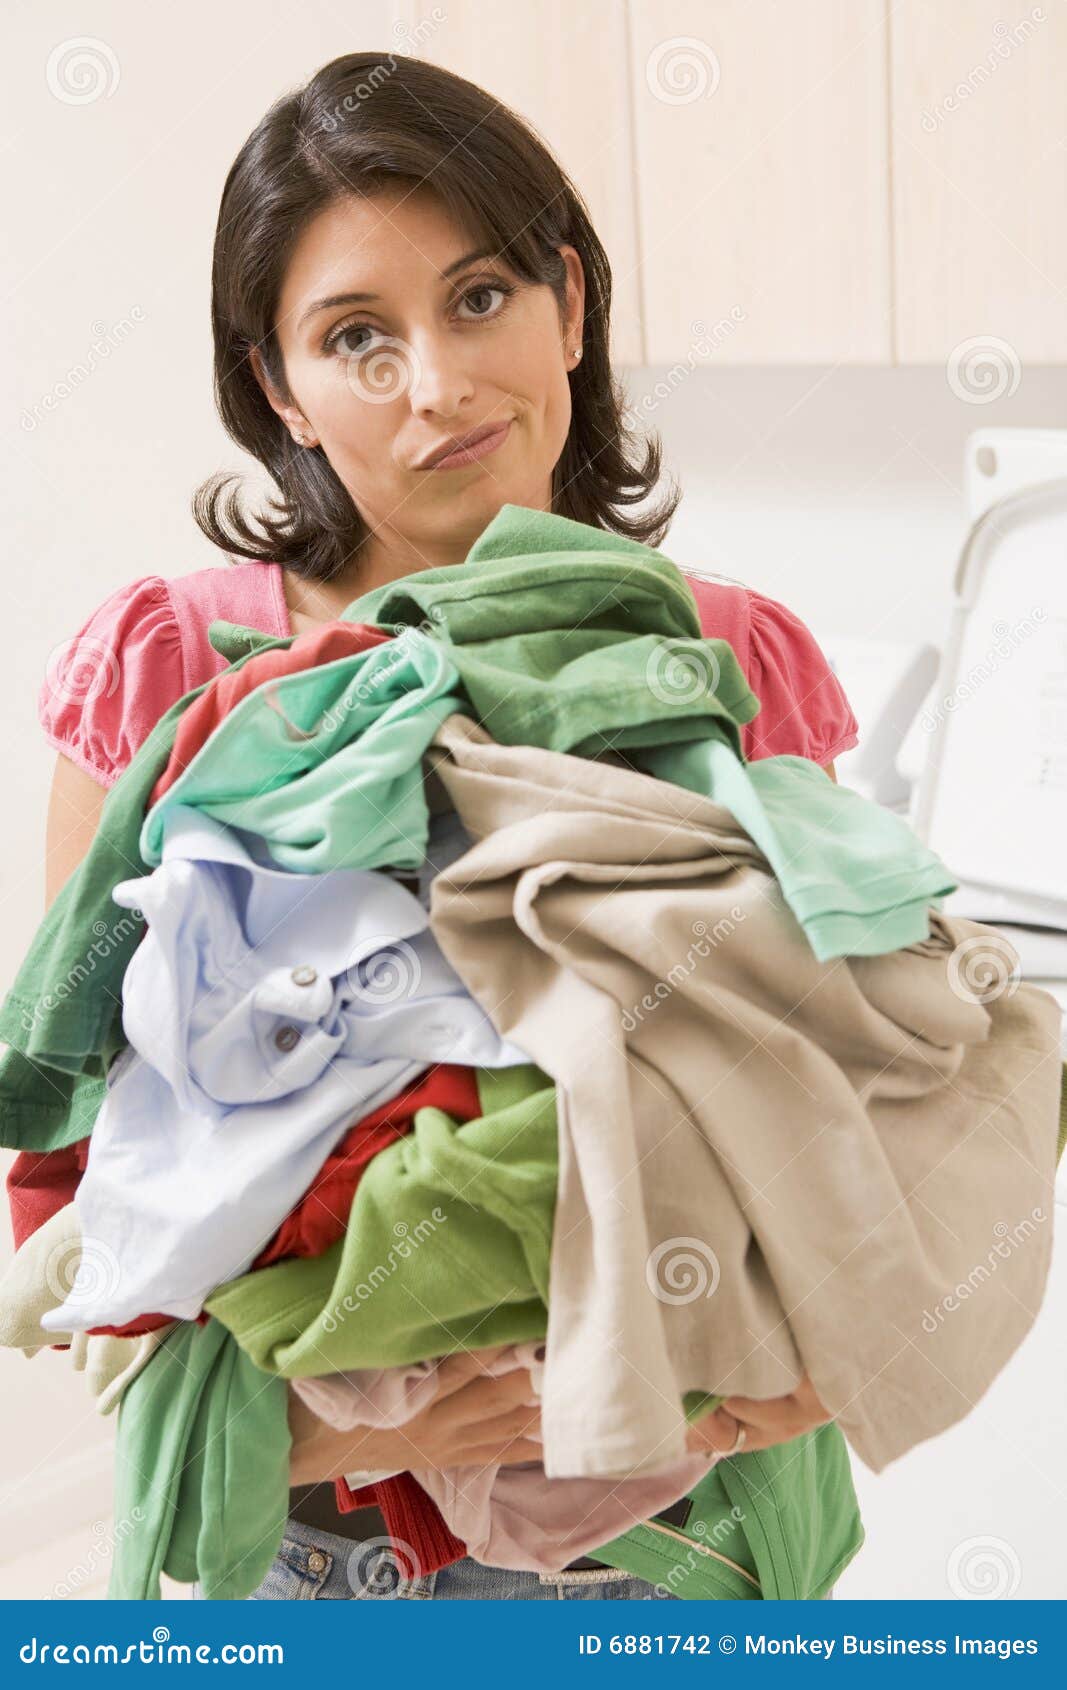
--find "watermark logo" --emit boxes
[647,640,723,706]
[646,1237,721,1305]
[646,38,721,105]
[46,38,120,105]
[947,1534,1022,1598]
[947,336,1021,403]
[345,1535,422,1598]
[344,336,423,405]
[351,937,422,1005]
[947,934,1021,1004]
[42,635,121,707]
[43,1231,122,1310]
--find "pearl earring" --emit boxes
[571,346,583,362]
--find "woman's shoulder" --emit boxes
[679,569,859,765]
[38,561,289,787]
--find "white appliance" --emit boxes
[827,429,1067,1602]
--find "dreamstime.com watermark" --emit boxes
[623,911,746,1033]
[20,912,144,1036]
[653,1505,750,1599]
[19,309,147,432]
[920,1208,1046,1333]
[19,1626,282,1665]
[920,10,1045,132]
[624,314,747,431]
[261,625,441,738]
[921,607,1046,730]
[317,16,446,131]
[51,1512,145,1599]
[322,1209,447,1331]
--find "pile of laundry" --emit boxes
[1,504,1063,1602]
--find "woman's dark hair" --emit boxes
[193,51,681,583]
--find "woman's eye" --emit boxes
[325,282,512,355]
[456,284,510,320]
[328,322,378,358]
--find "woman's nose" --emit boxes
[405,334,477,417]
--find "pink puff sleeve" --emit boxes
[743,589,859,765]
[38,575,184,787]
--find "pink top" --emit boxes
[39,561,859,787]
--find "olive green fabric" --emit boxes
[205,1064,562,1376]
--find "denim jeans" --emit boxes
[190,1517,677,1601]
[189,1516,837,1601]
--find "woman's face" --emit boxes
[254,186,586,568]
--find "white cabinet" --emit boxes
[891,0,1067,364]
[629,0,891,364]
[392,1,1067,364]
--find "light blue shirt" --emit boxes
[42,805,530,1333]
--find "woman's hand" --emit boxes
[685,1374,832,1457]
[288,1347,543,1485]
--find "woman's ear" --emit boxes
[249,345,285,418]
[557,244,586,354]
[249,345,316,447]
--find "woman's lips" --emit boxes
[423,419,512,471]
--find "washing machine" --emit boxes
[831,429,1067,1599]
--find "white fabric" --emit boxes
[42,806,531,1333]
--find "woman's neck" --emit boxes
[280,522,478,631]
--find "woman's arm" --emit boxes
[822,761,837,784]
[45,753,108,908]
[289,1348,544,1482]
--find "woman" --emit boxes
[40,51,858,1601]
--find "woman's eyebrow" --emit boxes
[297,248,500,329]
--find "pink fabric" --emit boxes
[298,1345,719,1576]
[38,563,290,786]
[38,560,858,787]
[685,576,859,765]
